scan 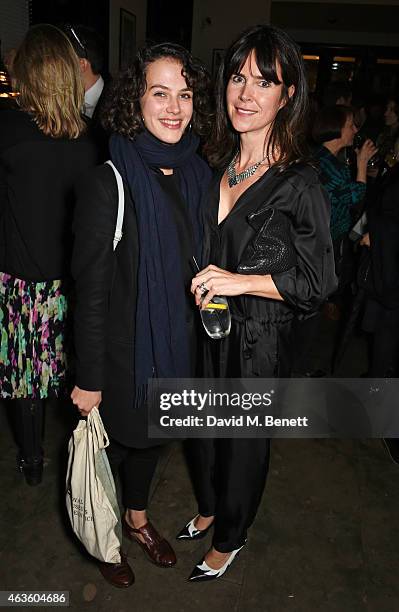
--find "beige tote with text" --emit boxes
[66,407,122,563]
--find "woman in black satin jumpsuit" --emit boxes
[179,25,337,582]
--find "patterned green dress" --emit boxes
[0,272,69,399]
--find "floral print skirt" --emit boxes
[0,272,69,399]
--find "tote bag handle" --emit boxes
[87,407,109,451]
[105,160,125,251]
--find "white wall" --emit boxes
[191,0,272,70]
[0,0,29,56]
[109,0,147,75]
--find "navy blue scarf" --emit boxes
[110,129,210,406]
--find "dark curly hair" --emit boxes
[101,42,213,140]
[204,25,309,171]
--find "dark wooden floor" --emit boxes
[1,317,398,612]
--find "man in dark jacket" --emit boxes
[65,24,109,159]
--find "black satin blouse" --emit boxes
[201,162,337,378]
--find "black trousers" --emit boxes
[291,313,322,375]
[106,438,162,511]
[9,398,44,461]
[189,438,270,553]
[363,298,399,377]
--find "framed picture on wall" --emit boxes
[212,49,225,75]
[119,8,136,71]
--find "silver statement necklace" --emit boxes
[227,151,269,188]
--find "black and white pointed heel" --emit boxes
[188,543,245,582]
[176,515,214,541]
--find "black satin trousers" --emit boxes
[188,437,270,553]
[191,314,289,553]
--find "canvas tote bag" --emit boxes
[66,407,122,563]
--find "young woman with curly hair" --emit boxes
[70,42,213,588]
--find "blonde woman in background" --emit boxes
[0,24,97,485]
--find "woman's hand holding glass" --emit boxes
[355,139,379,182]
[191,265,251,308]
[192,265,284,308]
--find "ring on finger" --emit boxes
[199,282,208,294]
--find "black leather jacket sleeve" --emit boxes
[71,165,117,391]
[272,179,338,313]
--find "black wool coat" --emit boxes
[0,109,98,281]
[72,164,145,447]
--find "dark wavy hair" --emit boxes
[205,25,309,171]
[101,42,213,139]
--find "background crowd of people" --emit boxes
[294,89,399,386]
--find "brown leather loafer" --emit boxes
[97,553,135,588]
[123,517,177,568]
